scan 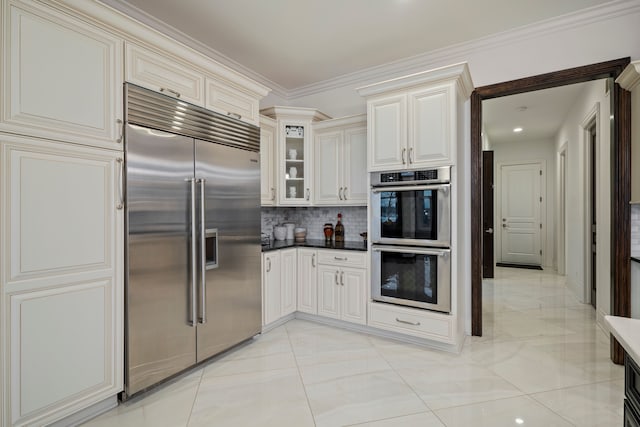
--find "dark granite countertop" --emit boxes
[261,238,367,252]
[632,256,640,264]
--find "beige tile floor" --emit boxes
[84,267,624,426]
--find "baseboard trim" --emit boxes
[496,262,543,270]
[49,396,118,427]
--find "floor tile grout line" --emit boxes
[284,322,318,427]
[184,368,205,427]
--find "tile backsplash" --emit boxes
[632,204,640,256]
[262,206,368,242]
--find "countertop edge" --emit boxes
[262,239,368,252]
[604,315,640,363]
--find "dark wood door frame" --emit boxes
[482,150,495,279]
[470,58,631,365]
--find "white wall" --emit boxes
[267,4,640,335]
[554,79,611,327]
[491,139,557,268]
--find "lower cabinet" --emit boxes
[0,134,123,426]
[368,302,456,344]
[317,265,367,325]
[262,248,297,326]
[297,249,317,315]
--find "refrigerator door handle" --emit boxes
[199,178,207,324]
[188,177,197,327]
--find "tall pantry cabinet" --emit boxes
[0,1,124,426]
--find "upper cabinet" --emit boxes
[260,115,277,206]
[358,63,474,171]
[260,106,330,206]
[125,42,205,106]
[616,61,640,203]
[1,0,124,150]
[313,115,367,205]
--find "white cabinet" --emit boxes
[313,115,367,205]
[1,0,124,150]
[260,115,277,206]
[358,63,474,171]
[125,42,205,107]
[281,248,297,317]
[262,248,297,326]
[205,78,260,126]
[297,249,317,315]
[260,107,330,206]
[262,251,282,326]
[0,134,123,426]
[316,250,367,325]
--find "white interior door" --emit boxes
[500,162,542,265]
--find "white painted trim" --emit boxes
[495,159,547,266]
[616,60,640,90]
[49,396,117,427]
[557,143,568,275]
[580,102,600,305]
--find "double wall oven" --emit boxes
[370,166,451,313]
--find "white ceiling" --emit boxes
[111,0,612,91]
[482,81,597,145]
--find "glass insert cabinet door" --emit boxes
[284,124,306,201]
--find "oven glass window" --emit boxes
[380,190,437,240]
[380,252,437,304]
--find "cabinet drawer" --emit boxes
[205,78,259,126]
[368,302,455,344]
[317,250,367,268]
[125,42,205,106]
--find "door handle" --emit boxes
[312,253,316,268]
[160,87,181,98]
[408,148,413,164]
[502,224,507,228]
[266,258,271,272]
[198,178,207,324]
[338,187,343,200]
[340,271,344,286]
[402,148,406,165]
[116,119,124,144]
[343,187,347,200]
[271,187,275,200]
[188,178,197,327]
[306,188,310,200]
[116,157,124,210]
[485,228,494,234]
[335,270,340,285]
[396,318,421,326]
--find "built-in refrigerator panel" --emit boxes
[195,140,261,361]
[124,124,197,396]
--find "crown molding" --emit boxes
[97,0,286,99]
[356,62,474,99]
[98,0,639,101]
[616,60,640,90]
[287,0,640,99]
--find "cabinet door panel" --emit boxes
[2,138,119,283]
[341,267,367,325]
[125,42,204,107]
[260,119,276,206]
[3,2,123,149]
[9,280,115,424]
[314,130,341,205]
[205,78,259,126]
[317,265,341,319]
[369,95,406,171]
[280,249,297,316]
[297,249,317,314]
[343,126,368,205]
[409,86,452,167]
[262,252,281,325]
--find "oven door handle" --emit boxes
[371,183,450,193]
[372,245,449,257]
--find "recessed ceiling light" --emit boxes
[513,127,523,133]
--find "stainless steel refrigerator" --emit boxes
[123,84,261,398]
